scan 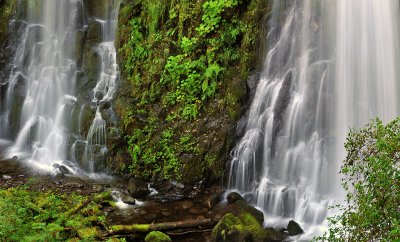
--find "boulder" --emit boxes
[59,165,72,174]
[233,200,264,225]
[287,220,303,236]
[127,177,149,198]
[227,192,244,204]
[211,213,266,242]
[121,194,135,205]
[264,228,287,241]
[145,231,172,242]
[206,191,225,208]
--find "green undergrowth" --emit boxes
[116,0,268,181]
[0,185,116,242]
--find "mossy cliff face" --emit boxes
[0,0,16,83]
[113,0,268,184]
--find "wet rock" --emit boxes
[243,193,254,203]
[211,213,266,242]
[121,195,135,205]
[53,163,60,169]
[265,228,287,241]
[161,211,171,216]
[235,73,260,140]
[156,180,185,195]
[127,177,149,198]
[92,184,103,192]
[59,165,71,174]
[287,220,304,236]
[145,231,172,242]
[99,100,111,111]
[227,192,244,204]
[206,191,225,208]
[233,200,264,225]
[2,175,11,180]
[189,207,203,215]
[179,200,194,210]
[144,214,157,222]
[55,173,65,180]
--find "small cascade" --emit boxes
[80,4,120,173]
[0,0,120,175]
[228,0,400,237]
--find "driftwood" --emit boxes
[106,219,217,237]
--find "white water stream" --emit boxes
[0,0,120,175]
[228,0,400,237]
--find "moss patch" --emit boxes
[145,231,172,242]
[211,213,267,242]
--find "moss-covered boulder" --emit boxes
[233,200,264,225]
[211,213,266,242]
[145,231,172,242]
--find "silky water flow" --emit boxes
[0,0,120,175]
[227,0,400,238]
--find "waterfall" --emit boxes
[228,0,400,236]
[0,0,120,175]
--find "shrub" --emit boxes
[316,118,400,241]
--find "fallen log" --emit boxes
[106,219,217,236]
[66,192,112,216]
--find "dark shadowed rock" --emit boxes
[55,173,65,180]
[287,220,304,236]
[121,194,135,205]
[243,193,254,203]
[206,191,225,208]
[227,192,244,204]
[264,228,287,241]
[59,165,71,174]
[127,177,149,198]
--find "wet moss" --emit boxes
[145,231,172,242]
[211,212,267,242]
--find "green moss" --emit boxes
[211,212,267,242]
[0,186,108,241]
[115,0,269,183]
[0,0,16,42]
[145,231,172,242]
[77,227,100,240]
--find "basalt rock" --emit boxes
[127,177,149,198]
[287,220,304,236]
[227,192,244,204]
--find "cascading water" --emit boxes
[228,0,400,237]
[0,0,120,175]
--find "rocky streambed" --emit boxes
[0,155,303,242]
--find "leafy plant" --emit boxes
[315,118,400,241]
[119,0,261,181]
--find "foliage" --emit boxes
[0,186,107,241]
[117,0,268,181]
[315,118,400,241]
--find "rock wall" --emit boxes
[0,0,16,86]
[112,0,269,185]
